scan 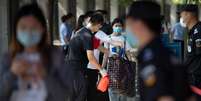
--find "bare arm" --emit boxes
[101,43,110,68]
[102,52,109,68]
[98,45,109,55]
[87,50,102,70]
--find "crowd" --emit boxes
[0,1,201,101]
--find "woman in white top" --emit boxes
[102,18,133,101]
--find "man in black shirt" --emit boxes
[68,27,93,68]
[65,13,107,101]
[180,4,201,99]
[126,1,190,101]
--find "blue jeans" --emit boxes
[108,89,135,101]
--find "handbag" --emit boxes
[97,75,109,92]
[108,36,136,97]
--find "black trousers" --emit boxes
[86,69,109,101]
[62,61,87,101]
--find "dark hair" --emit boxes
[75,14,85,31]
[66,13,74,20]
[142,18,162,35]
[96,10,108,15]
[89,13,104,25]
[61,15,68,22]
[11,3,49,58]
[112,18,124,27]
[61,13,74,22]
[84,11,94,19]
[127,1,162,35]
[180,4,199,18]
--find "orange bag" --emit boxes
[191,85,201,96]
[97,76,109,92]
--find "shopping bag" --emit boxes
[97,76,109,92]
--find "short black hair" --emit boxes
[127,1,162,35]
[66,13,74,20]
[84,11,94,19]
[112,18,124,27]
[180,4,199,18]
[61,15,68,22]
[61,13,74,22]
[96,10,108,15]
[89,13,104,25]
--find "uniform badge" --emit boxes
[140,65,157,87]
[188,45,192,53]
[143,49,153,62]
[194,29,198,35]
[195,39,201,48]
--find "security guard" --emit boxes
[126,1,190,101]
[180,4,201,99]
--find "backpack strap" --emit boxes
[122,35,130,61]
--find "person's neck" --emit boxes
[139,32,155,50]
[24,46,39,54]
[112,32,120,36]
[86,23,95,33]
[188,19,199,30]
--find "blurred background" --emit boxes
[0,0,201,56]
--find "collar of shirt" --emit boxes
[84,27,95,36]
[189,22,201,35]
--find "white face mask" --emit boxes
[180,18,187,28]
[86,23,92,29]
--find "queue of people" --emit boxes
[1,1,201,101]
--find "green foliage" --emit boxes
[172,0,201,4]
[118,0,134,7]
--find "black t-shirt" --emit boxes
[137,37,189,101]
[68,27,93,68]
[185,22,201,75]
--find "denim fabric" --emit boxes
[108,89,136,101]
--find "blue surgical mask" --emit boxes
[113,27,122,33]
[126,28,139,48]
[17,30,42,47]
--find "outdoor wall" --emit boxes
[110,0,119,22]
[76,0,87,20]
[95,0,104,10]
[0,0,9,55]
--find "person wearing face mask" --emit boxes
[59,14,73,56]
[101,18,133,101]
[66,13,109,101]
[85,17,128,101]
[170,14,187,61]
[82,11,94,27]
[0,4,71,101]
[126,1,191,101]
[180,4,201,99]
